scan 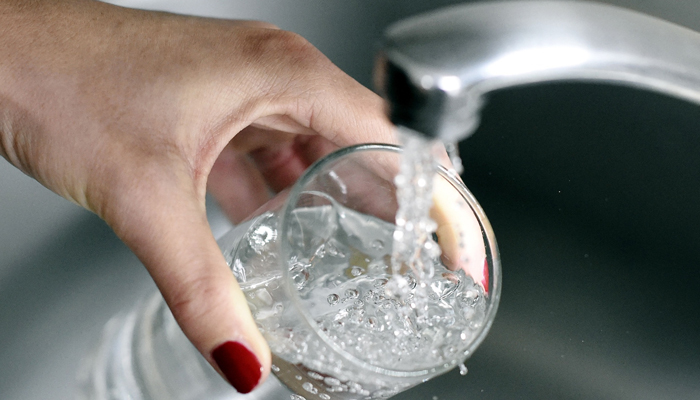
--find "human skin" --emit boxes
[0,0,394,392]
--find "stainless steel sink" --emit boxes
[1,1,699,399]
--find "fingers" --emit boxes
[207,144,271,224]
[247,134,339,192]
[107,183,271,394]
[431,177,488,292]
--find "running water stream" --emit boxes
[386,128,442,304]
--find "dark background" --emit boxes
[1,1,699,399]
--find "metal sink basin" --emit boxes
[1,1,699,399]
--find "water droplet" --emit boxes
[302,382,318,394]
[324,377,341,386]
[314,243,326,258]
[290,261,311,290]
[290,395,306,400]
[373,278,388,287]
[325,241,344,257]
[295,375,303,381]
[459,363,468,376]
[308,371,324,381]
[345,289,359,299]
[320,394,331,400]
[248,223,277,254]
[367,317,378,329]
[405,275,417,289]
[370,239,385,250]
[327,293,340,305]
[460,289,480,307]
[350,266,364,277]
[271,364,280,372]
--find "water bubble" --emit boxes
[373,278,388,287]
[368,260,389,277]
[433,272,461,299]
[370,239,385,250]
[373,389,398,398]
[327,294,340,305]
[290,262,310,290]
[302,382,318,394]
[248,223,277,254]
[324,377,341,386]
[459,289,480,307]
[314,243,327,258]
[325,241,344,257]
[308,371,324,381]
[405,275,417,289]
[333,309,349,322]
[367,317,378,330]
[345,289,359,299]
[350,266,364,277]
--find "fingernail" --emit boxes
[212,341,262,394]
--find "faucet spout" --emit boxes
[376,1,700,142]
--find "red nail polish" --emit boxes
[212,341,262,394]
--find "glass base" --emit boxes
[77,292,291,400]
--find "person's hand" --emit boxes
[0,0,393,393]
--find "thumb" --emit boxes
[109,185,270,394]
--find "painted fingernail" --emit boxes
[212,341,262,394]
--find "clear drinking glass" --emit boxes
[78,143,501,400]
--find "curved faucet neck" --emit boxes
[376,1,700,142]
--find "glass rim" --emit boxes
[279,143,501,378]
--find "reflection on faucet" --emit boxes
[375,1,700,142]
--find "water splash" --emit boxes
[388,127,442,306]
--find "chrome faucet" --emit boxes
[375,1,700,143]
